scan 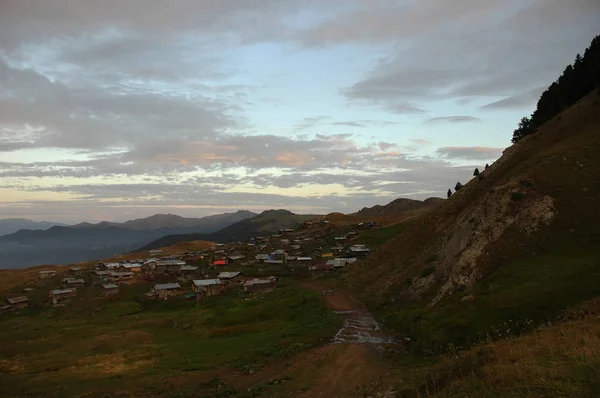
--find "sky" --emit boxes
[0,0,598,223]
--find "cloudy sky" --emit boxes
[1,0,598,223]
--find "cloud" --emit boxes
[436,146,504,161]
[424,116,481,124]
[480,87,546,110]
[322,0,600,112]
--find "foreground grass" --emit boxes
[380,311,600,397]
[373,228,600,353]
[0,280,340,397]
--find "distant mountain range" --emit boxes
[354,197,445,218]
[0,211,256,269]
[0,218,69,237]
[140,209,318,251]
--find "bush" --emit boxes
[426,254,438,264]
[420,266,435,278]
[511,192,526,201]
[520,179,534,188]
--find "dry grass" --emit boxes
[400,315,600,397]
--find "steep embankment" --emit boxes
[348,90,600,348]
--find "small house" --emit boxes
[296,256,312,263]
[149,249,163,256]
[118,263,142,273]
[227,255,246,263]
[109,271,135,282]
[327,259,346,269]
[92,270,111,284]
[69,267,83,275]
[350,245,371,256]
[39,270,56,279]
[334,236,347,241]
[309,263,335,275]
[63,278,85,286]
[243,277,277,294]
[50,288,77,304]
[102,283,119,296]
[96,262,120,271]
[179,265,199,279]
[270,249,287,261]
[217,271,244,284]
[153,283,181,299]
[213,259,227,266]
[255,254,270,263]
[192,279,226,299]
[7,296,28,310]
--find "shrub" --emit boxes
[511,191,526,201]
[520,179,534,188]
[420,266,435,278]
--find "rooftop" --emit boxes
[154,283,181,290]
[192,279,221,287]
[7,296,28,304]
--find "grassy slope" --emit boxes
[0,279,339,397]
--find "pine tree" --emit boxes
[473,168,480,176]
[511,35,600,143]
[455,182,463,191]
[447,189,452,198]
[485,163,489,169]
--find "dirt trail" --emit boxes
[293,281,397,397]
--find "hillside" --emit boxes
[141,210,319,250]
[0,211,256,269]
[0,219,69,237]
[348,89,600,351]
[354,197,444,218]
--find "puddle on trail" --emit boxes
[332,309,398,345]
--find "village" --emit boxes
[1,217,379,311]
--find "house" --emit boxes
[270,249,287,261]
[327,259,346,269]
[179,265,199,279]
[296,256,312,263]
[265,259,284,265]
[243,277,277,294]
[347,231,358,236]
[63,278,85,286]
[149,249,163,256]
[192,279,226,299]
[109,271,135,282]
[96,262,120,271]
[69,267,83,275]
[213,259,227,266]
[334,236,347,241]
[321,253,333,258]
[217,271,244,284]
[39,270,56,279]
[92,270,111,284]
[350,245,371,256]
[255,254,270,263]
[227,255,246,263]
[118,263,142,273]
[309,263,335,275]
[50,288,77,304]
[7,296,28,310]
[337,257,358,264]
[332,245,345,252]
[102,284,119,296]
[153,283,181,299]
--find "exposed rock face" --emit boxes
[428,183,556,305]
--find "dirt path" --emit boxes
[292,281,398,397]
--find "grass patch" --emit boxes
[379,228,600,353]
[358,222,411,248]
[0,280,340,397]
